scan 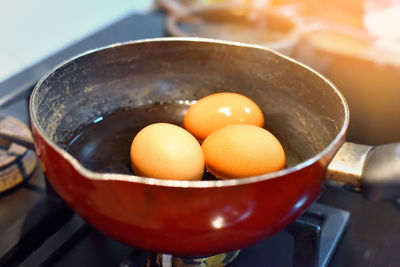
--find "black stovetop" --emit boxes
[1,11,400,267]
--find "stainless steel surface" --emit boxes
[326,141,400,201]
[326,142,373,190]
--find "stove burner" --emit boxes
[144,250,240,267]
[0,116,37,193]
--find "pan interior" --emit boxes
[31,39,347,174]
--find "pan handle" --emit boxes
[326,142,400,201]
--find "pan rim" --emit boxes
[30,37,349,188]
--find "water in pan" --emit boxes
[63,101,312,177]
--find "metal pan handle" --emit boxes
[326,142,400,201]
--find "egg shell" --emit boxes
[184,92,264,141]
[202,124,286,179]
[130,123,204,180]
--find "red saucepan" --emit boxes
[29,38,400,257]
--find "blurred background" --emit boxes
[0,0,152,82]
[0,0,399,145]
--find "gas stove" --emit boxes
[0,12,400,267]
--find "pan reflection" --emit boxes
[212,201,255,229]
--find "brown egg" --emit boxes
[184,92,264,142]
[202,124,286,179]
[130,123,204,180]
